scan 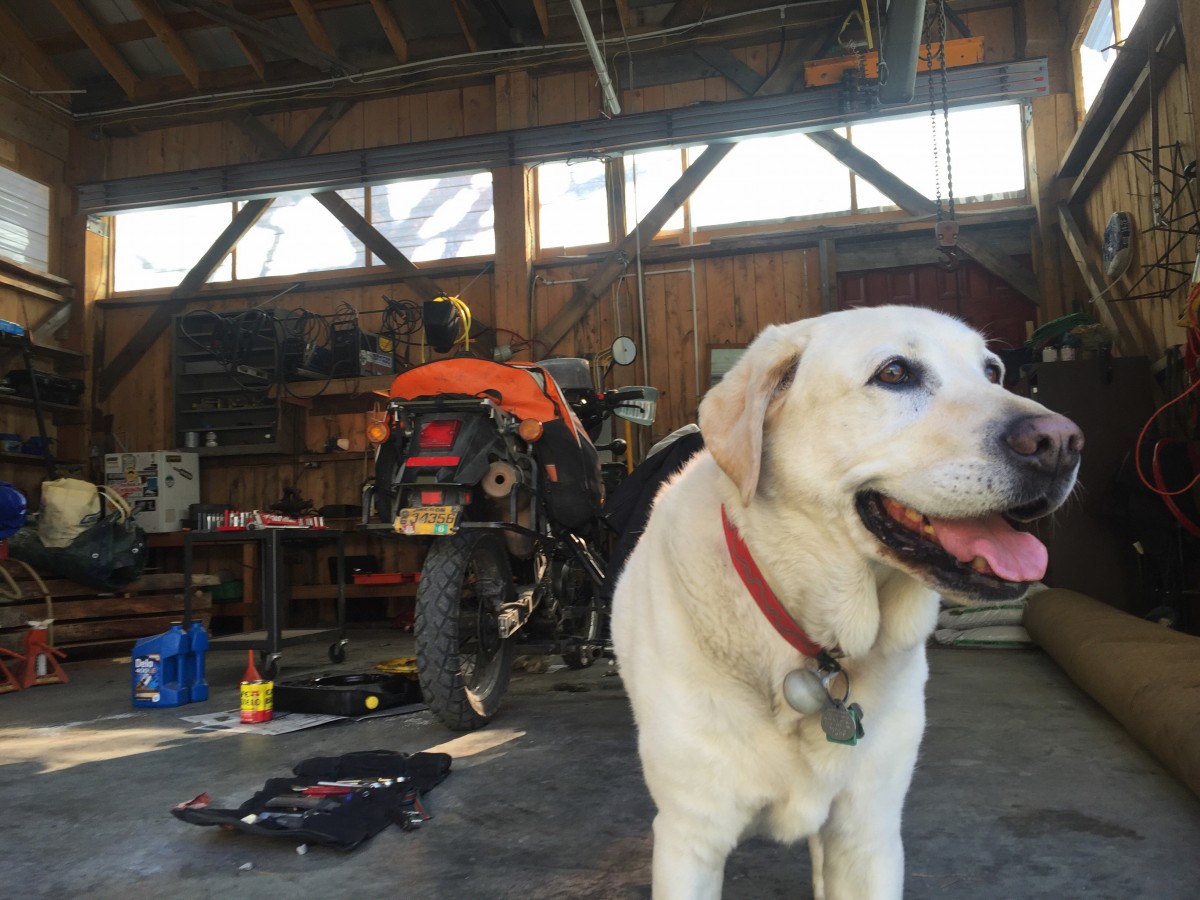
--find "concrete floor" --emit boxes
[2,631,1199,899]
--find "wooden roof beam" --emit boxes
[129,0,202,90]
[171,0,353,74]
[531,0,550,38]
[806,128,1040,304]
[368,0,408,64]
[288,0,338,59]
[0,4,73,94]
[97,101,355,402]
[49,0,140,100]
[36,1,365,55]
[662,0,707,28]
[222,0,266,80]
[452,0,480,52]
[613,0,634,35]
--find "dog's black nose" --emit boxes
[1003,414,1084,473]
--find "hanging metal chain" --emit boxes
[925,0,958,253]
[924,14,942,223]
[937,1,955,223]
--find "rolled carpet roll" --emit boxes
[1025,589,1200,800]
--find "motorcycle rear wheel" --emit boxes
[415,530,515,731]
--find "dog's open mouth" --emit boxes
[855,491,1049,600]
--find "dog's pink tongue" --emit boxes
[931,514,1048,582]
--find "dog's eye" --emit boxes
[984,363,1002,384]
[874,359,911,385]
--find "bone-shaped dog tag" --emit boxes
[822,701,865,746]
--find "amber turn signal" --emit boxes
[517,418,543,442]
[366,421,391,444]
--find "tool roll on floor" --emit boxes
[1025,589,1200,801]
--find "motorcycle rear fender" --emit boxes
[395,410,500,487]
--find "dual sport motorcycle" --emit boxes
[366,339,654,730]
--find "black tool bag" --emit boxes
[172,750,452,851]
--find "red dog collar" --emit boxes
[721,505,827,659]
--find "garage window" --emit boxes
[689,130,854,227]
[0,165,51,273]
[539,102,1026,247]
[537,158,609,251]
[1076,0,1146,114]
[852,104,1027,209]
[111,173,495,293]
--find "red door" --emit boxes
[837,259,1037,352]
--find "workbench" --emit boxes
[182,528,347,677]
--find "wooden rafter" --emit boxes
[0,3,73,93]
[692,46,764,96]
[129,0,202,89]
[368,0,408,64]
[171,0,352,74]
[49,0,140,100]
[221,0,266,80]
[662,0,707,29]
[613,0,634,35]
[97,101,355,402]
[531,0,549,39]
[805,128,1041,304]
[288,0,337,58]
[451,0,479,53]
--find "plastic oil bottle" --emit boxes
[131,622,189,707]
[184,621,209,703]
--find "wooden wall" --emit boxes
[0,30,78,501]
[1055,0,1198,363]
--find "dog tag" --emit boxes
[783,668,828,715]
[822,701,865,746]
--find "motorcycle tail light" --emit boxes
[418,419,461,450]
[518,418,543,442]
[420,490,444,505]
[366,420,391,444]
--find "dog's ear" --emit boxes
[699,324,805,505]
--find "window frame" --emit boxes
[1072,0,1146,119]
[0,164,53,275]
[534,101,1029,257]
[108,171,497,297]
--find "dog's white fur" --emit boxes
[611,306,1079,900]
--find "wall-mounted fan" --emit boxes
[1102,211,1133,279]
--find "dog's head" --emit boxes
[698,306,1082,603]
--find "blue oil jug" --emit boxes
[132,622,189,707]
[184,621,209,702]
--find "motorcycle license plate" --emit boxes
[395,505,462,536]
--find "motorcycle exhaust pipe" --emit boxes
[482,461,521,499]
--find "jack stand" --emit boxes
[14,626,68,689]
[0,647,23,693]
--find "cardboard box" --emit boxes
[104,451,200,533]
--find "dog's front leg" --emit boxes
[651,812,730,900]
[815,791,904,900]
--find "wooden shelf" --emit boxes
[0,450,81,467]
[275,374,393,414]
[0,391,83,423]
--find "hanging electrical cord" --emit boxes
[1135,280,1200,501]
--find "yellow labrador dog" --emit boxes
[611,306,1082,900]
